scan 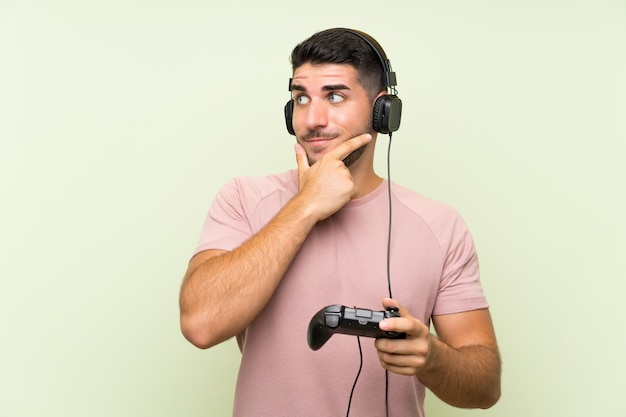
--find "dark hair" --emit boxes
[290,28,386,100]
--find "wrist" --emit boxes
[416,334,443,378]
[281,193,321,229]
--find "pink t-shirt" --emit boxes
[195,170,488,417]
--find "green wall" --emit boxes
[2,1,625,416]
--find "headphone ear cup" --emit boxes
[372,96,386,133]
[372,95,402,134]
[284,100,295,135]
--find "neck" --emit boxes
[348,138,383,198]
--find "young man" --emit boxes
[179,28,501,416]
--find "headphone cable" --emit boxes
[345,132,395,417]
[385,131,394,417]
[386,132,394,299]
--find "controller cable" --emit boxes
[345,336,363,416]
[345,132,395,417]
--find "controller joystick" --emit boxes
[307,305,407,351]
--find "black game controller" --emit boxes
[307,305,407,350]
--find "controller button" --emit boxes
[327,305,342,313]
[326,315,340,328]
[355,308,372,318]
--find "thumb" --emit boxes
[295,143,310,176]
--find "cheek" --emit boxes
[291,111,306,133]
[330,107,366,131]
[344,109,373,133]
[348,101,374,124]
[290,108,312,133]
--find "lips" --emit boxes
[303,133,339,148]
[306,138,332,147]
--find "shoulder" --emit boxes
[390,182,462,222]
[389,182,473,247]
[212,170,298,227]
[219,170,298,202]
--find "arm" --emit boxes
[179,134,372,349]
[376,299,501,409]
[179,201,316,349]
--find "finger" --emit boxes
[375,334,430,369]
[294,143,309,176]
[377,351,424,376]
[381,297,409,317]
[379,298,429,337]
[381,297,401,312]
[326,133,372,161]
[379,362,419,377]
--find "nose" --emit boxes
[303,99,328,131]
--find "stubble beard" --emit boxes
[303,125,374,168]
[340,141,367,167]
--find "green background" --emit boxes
[2,1,625,416]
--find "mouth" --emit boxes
[306,138,333,148]
[301,131,340,149]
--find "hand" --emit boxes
[294,134,372,221]
[375,298,432,376]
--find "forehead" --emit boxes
[291,63,360,88]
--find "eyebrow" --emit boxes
[290,83,351,92]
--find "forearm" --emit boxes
[418,336,501,409]
[179,195,317,349]
[180,135,371,349]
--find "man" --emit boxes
[179,28,501,416]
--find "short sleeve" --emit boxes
[432,211,488,315]
[194,178,253,255]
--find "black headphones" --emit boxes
[284,28,402,136]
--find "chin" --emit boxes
[305,145,366,168]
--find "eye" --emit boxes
[329,93,345,103]
[295,95,310,105]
